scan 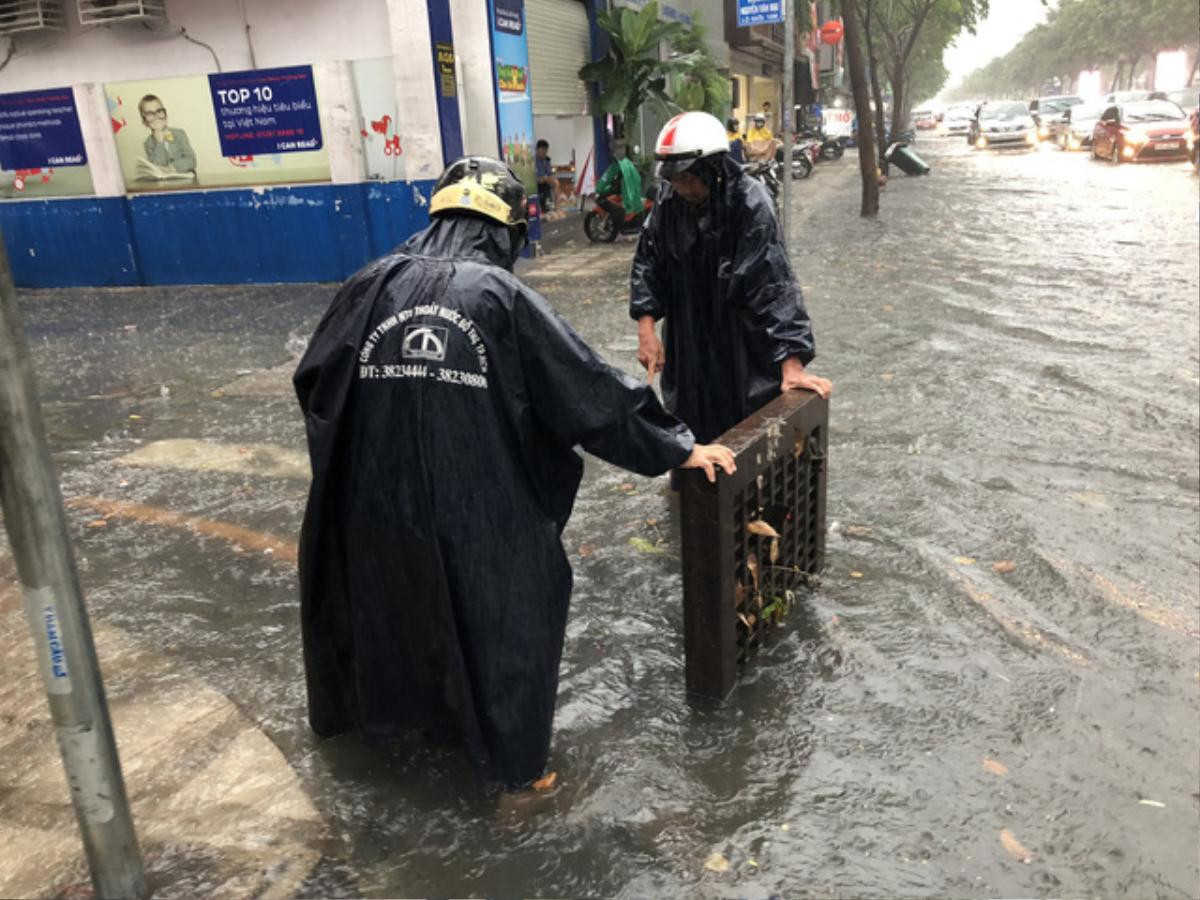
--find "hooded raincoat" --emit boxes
[630,154,816,443]
[294,216,694,788]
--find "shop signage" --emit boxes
[494,0,523,35]
[208,65,323,157]
[736,0,783,27]
[487,0,540,242]
[0,87,87,170]
[436,42,457,98]
[615,0,693,27]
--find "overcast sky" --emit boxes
[940,0,1055,94]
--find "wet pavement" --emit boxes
[2,137,1198,898]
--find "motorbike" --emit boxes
[744,159,782,211]
[799,125,845,161]
[582,192,654,243]
[792,139,818,179]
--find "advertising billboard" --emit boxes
[0,87,94,199]
[104,65,330,192]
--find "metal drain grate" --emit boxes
[678,390,828,699]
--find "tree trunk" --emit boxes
[1109,60,1124,94]
[861,0,889,172]
[890,71,906,140]
[841,0,879,218]
[1126,56,1139,90]
[1187,51,1198,86]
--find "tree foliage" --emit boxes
[670,12,733,118]
[948,0,1199,100]
[578,2,696,139]
[857,0,989,133]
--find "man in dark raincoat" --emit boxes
[294,157,735,790]
[631,112,832,444]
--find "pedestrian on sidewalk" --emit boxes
[294,156,735,792]
[632,111,832,445]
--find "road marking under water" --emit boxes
[0,561,320,898]
[118,439,310,482]
[66,497,299,565]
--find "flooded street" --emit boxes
[2,137,1198,898]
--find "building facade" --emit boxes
[0,0,785,288]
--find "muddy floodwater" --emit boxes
[3,138,1198,899]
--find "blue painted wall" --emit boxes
[0,179,437,288]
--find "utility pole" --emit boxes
[782,0,795,242]
[0,236,145,899]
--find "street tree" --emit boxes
[839,0,881,217]
[867,0,989,136]
[949,0,1198,100]
[669,12,733,119]
[578,2,696,146]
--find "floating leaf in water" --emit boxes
[849,571,864,579]
[993,560,1017,574]
[1138,799,1165,808]
[955,556,977,566]
[532,771,557,791]
[844,525,874,537]
[703,851,731,873]
[618,482,636,493]
[999,829,1032,863]
[881,373,895,381]
[882,303,894,312]
[578,544,596,559]
[983,757,1009,777]
[87,518,109,529]
[747,519,780,538]
[628,536,661,554]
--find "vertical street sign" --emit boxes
[782,0,794,241]
[0,236,145,899]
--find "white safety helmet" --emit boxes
[654,111,730,177]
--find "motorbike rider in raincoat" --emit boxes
[294,157,735,790]
[593,139,644,227]
[632,111,832,444]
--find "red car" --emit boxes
[1092,99,1191,163]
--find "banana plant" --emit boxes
[578,1,699,143]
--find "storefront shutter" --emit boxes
[526,0,591,116]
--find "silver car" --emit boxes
[1055,101,1103,150]
[970,101,1038,149]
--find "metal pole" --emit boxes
[0,236,145,899]
[782,0,795,244]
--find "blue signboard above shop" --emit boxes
[208,65,323,157]
[0,87,87,170]
[736,0,783,26]
[493,0,523,34]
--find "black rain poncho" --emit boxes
[294,216,694,788]
[630,154,816,443]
